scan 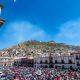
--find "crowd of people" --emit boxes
[0,66,80,80]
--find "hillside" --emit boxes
[1,40,80,57]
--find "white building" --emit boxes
[34,52,80,69]
[0,57,14,66]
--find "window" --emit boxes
[77,61,79,66]
[45,60,48,64]
[61,60,64,63]
[68,60,73,64]
[76,55,78,59]
[55,60,58,63]
[50,60,53,63]
[40,60,43,64]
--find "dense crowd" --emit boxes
[0,66,80,80]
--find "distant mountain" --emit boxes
[1,40,80,57]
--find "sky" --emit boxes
[0,0,80,49]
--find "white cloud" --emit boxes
[0,21,52,48]
[54,18,80,45]
[2,19,80,48]
[10,21,52,42]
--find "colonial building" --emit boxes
[34,52,80,69]
[0,57,14,66]
[0,50,80,69]
[13,56,34,67]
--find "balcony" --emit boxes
[68,60,73,64]
[76,58,80,60]
[77,64,80,66]
[76,56,80,60]
[39,60,49,64]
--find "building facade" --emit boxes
[0,51,80,69]
[34,52,80,69]
[0,57,14,66]
[13,57,34,67]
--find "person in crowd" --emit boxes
[0,66,80,80]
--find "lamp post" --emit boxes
[0,4,5,27]
[0,4,3,15]
[0,0,16,27]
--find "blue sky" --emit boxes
[0,0,80,49]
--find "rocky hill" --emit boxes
[1,40,80,57]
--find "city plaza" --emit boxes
[0,1,80,80]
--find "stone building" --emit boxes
[34,52,80,69]
[0,57,13,66]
